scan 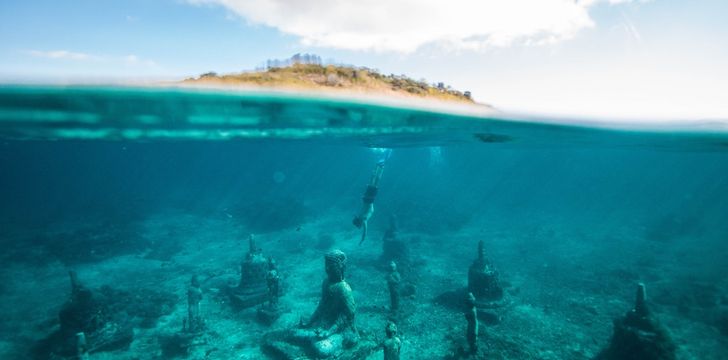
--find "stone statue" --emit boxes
[382,321,402,360]
[266,258,280,308]
[228,234,270,309]
[262,249,374,359]
[387,261,401,312]
[43,271,134,357]
[465,292,478,354]
[468,240,504,306]
[186,275,203,333]
[304,250,357,343]
[257,258,283,324]
[597,283,676,360]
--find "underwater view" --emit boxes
[0,86,727,360]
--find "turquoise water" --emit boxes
[0,86,727,359]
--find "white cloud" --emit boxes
[26,50,157,67]
[188,0,646,52]
[27,50,96,61]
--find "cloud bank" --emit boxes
[189,0,642,52]
[26,50,156,66]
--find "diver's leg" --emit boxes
[359,221,368,245]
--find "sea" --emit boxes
[0,85,726,360]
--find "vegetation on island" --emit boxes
[183,55,475,104]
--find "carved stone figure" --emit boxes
[382,321,402,360]
[467,240,504,306]
[228,234,270,309]
[387,261,401,312]
[257,258,283,325]
[186,275,203,333]
[465,292,478,354]
[262,250,376,359]
[597,283,676,360]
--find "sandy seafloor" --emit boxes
[1,207,726,360]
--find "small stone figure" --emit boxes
[228,234,271,309]
[186,275,203,333]
[382,321,402,360]
[263,250,375,359]
[597,283,676,360]
[266,258,280,308]
[467,240,504,306]
[465,292,479,355]
[257,258,283,324]
[387,261,401,313]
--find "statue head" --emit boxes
[389,261,397,273]
[324,249,347,282]
[385,321,397,337]
[190,275,200,288]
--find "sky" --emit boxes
[0,0,727,121]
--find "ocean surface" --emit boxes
[0,86,727,359]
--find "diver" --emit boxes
[353,150,391,245]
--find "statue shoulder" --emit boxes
[330,280,352,294]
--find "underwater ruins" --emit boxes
[0,88,726,360]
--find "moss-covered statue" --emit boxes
[32,271,134,358]
[468,240,504,306]
[597,283,676,360]
[387,261,401,313]
[263,250,375,359]
[228,234,270,309]
[382,321,402,360]
[257,258,283,324]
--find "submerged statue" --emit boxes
[257,258,283,324]
[597,283,676,360]
[185,275,203,333]
[159,275,206,357]
[35,271,134,358]
[387,261,401,313]
[263,250,375,359]
[228,234,270,309]
[465,292,479,355]
[382,321,402,360]
[467,240,504,306]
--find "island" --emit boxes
[182,54,478,105]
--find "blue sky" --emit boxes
[1,0,727,120]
